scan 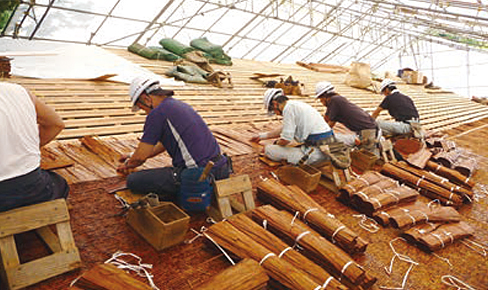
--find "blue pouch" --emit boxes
[178,167,212,211]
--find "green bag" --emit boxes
[147,46,181,61]
[190,37,232,66]
[128,43,181,61]
[159,39,194,56]
[165,65,208,84]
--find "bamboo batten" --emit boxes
[381,163,464,207]
[257,178,367,253]
[394,161,473,202]
[195,259,269,290]
[418,222,474,252]
[206,221,322,290]
[426,161,475,189]
[338,171,386,201]
[226,214,347,289]
[253,205,377,289]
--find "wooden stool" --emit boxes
[207,175,255,221]
[317,162,352,193]
[0,199,81,290]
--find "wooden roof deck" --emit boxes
[7,48,488,141]
[3,49,488,290]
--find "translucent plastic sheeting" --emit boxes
[0,39,184,86]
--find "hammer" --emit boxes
[198,161,214,182]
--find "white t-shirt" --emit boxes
[281,100,331,143]
[0,82,40,182]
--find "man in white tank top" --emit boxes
[0,82,69,212]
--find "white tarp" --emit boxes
[0,39,184,86]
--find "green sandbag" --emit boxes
[128,43,181,61]
[204,53,233,65]
[191,37,232,65]
[148,46,181,61]
[159,39,194,56]
[165,65,208,84]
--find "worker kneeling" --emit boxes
[117,75,231,205]
[251,89,350,169]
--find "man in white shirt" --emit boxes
[0,82,69,212]
[251,88,337,165]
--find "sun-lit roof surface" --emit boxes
[2,0,488,96]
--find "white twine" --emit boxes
[303,208,319,223]
[380,238,418,290]
[270,171,279,181]
[402,209,417,226]
[427,199,441,209]
[461,238,488,257]
[356,191,370,201]
[294,231,311,248]
[432,233,446,249]
[104,251,160,290]
[385,191,400,204]
[433,253,453,268]
[353,214,380,233]
[339,261,354,281]
[441,275,476,290]
[278,247,293,258]
[322,276,334,289]
[415,176,424,187]
[259,253,276,265]
[290,211,300,226]
[199,227,236,266]
[370,197,382,209]
[331,225,346,244]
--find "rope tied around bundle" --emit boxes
[189,227,237,266]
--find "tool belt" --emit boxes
[304,131,351,169]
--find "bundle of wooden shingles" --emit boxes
[338,136,477,252]
[200,178,378,290]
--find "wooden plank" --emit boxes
[74,264,152,290]
[36,226,61,253]
[5,250,81,290]
[214,175,252,197]
[0,200,69,238]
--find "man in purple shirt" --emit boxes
[117,75,230,200]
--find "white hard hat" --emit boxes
[129,75,160,112]
[263,88,284,115]
[380,79,396,93]
[315,81,335,98]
